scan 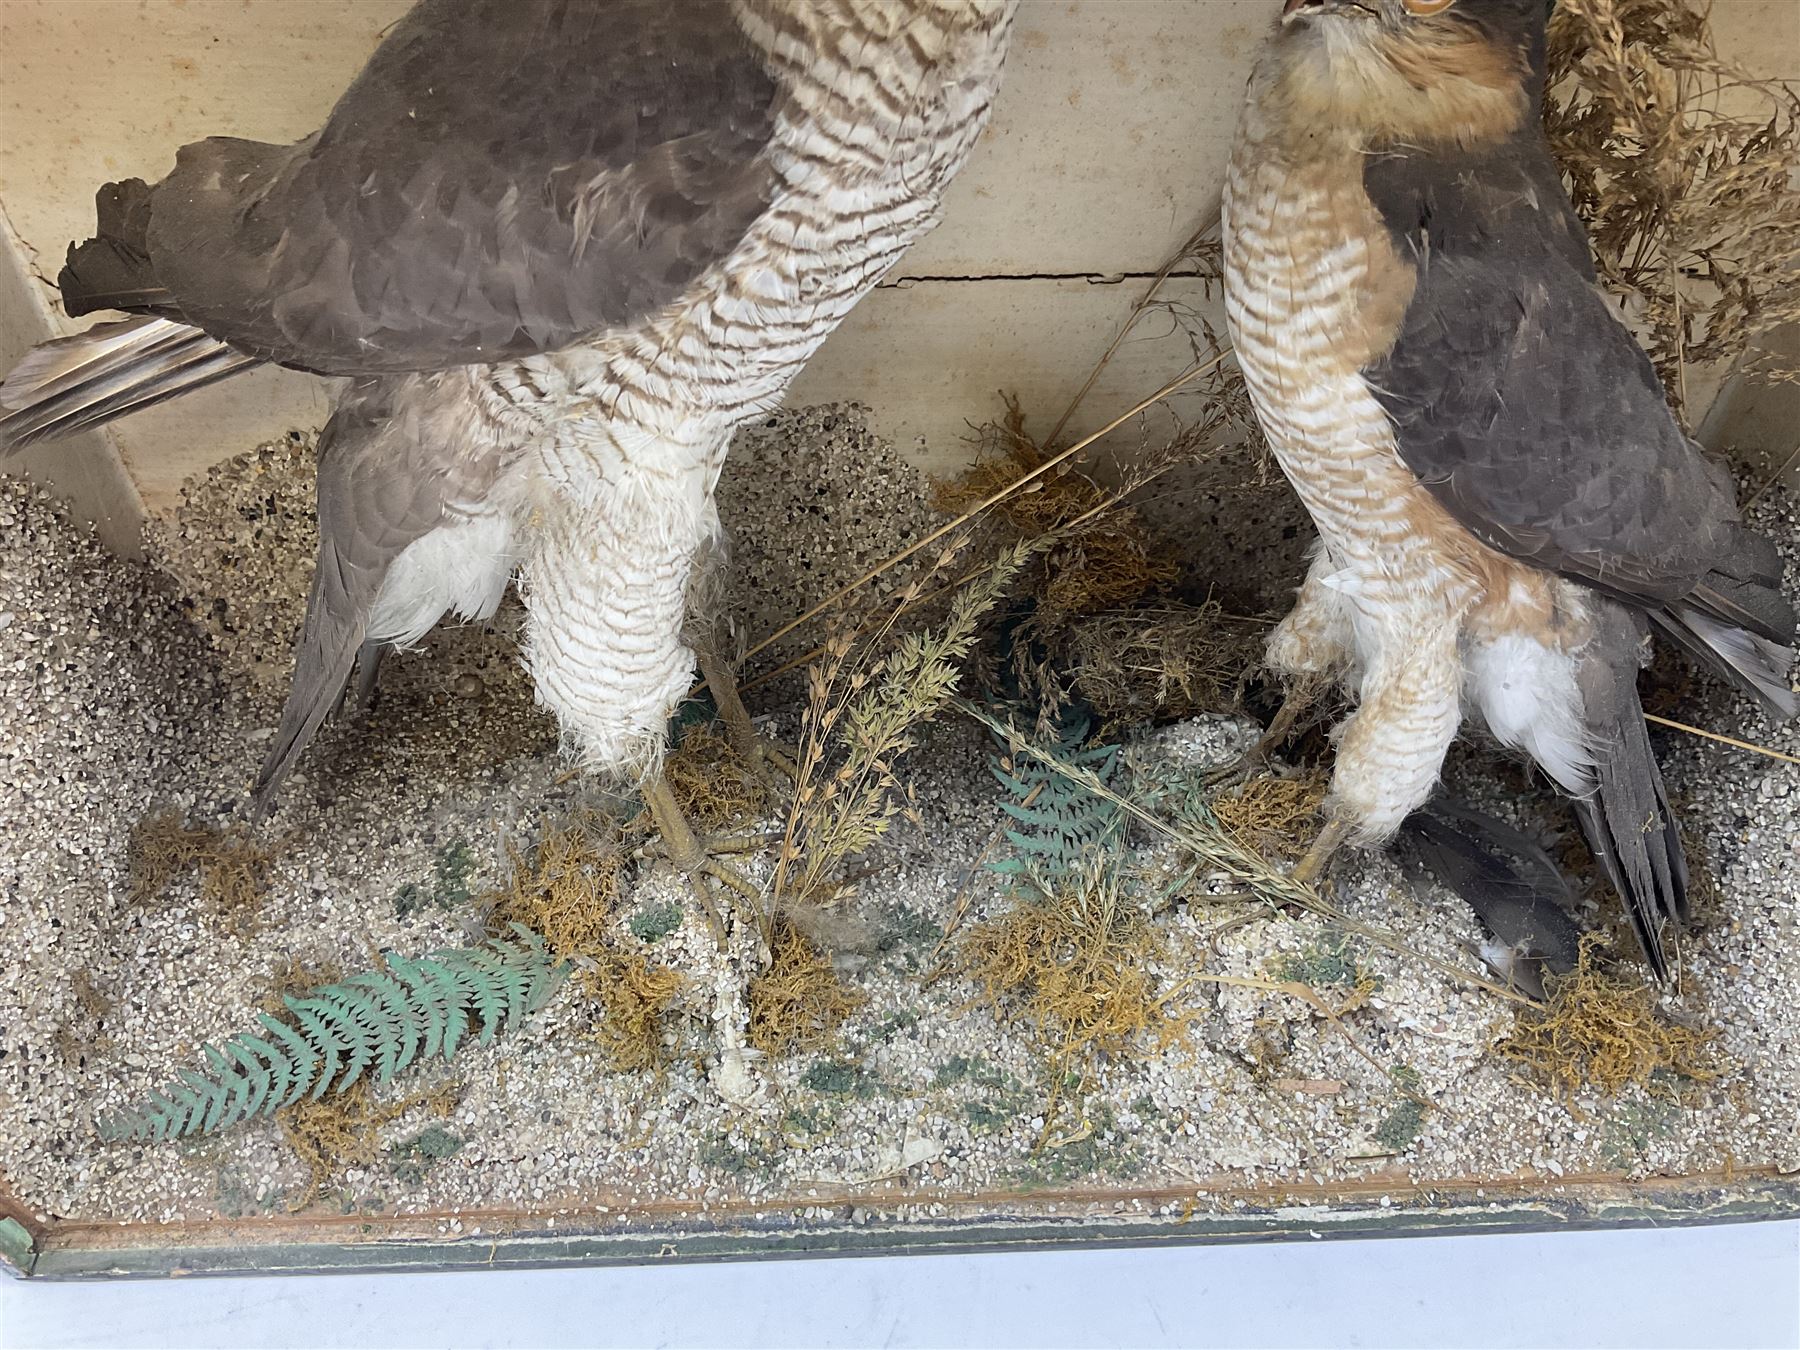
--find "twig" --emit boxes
[1644,713,1799,765]
[1744,442,1800,506]
[740,358,1222,668]
[1041,212,1219,451]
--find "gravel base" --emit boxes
[1,423,1795,1230]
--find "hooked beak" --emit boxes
[1281,0,1369,21]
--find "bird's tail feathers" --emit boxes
[0,316,259,452]
[1574,610,1689,982]
[1651,605,1797,722]
[249,560,372,814]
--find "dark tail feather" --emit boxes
[1576,609,1689,982]
[250,552,371,812]
[1398,800,1583,1001]
[0,316,259,451]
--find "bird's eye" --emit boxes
[1402,0,1458,12]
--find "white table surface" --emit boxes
[3,1218,1797,1349]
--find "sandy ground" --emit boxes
[0,406,1795,1230]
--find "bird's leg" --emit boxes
[693,637,798,785]
[1292,610,1463,888]
[641,770,771,937]
[1290,816,1350,886]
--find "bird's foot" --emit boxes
[1204,735,1279,791]
[641,771,776,937]
[1206,680,1321,789]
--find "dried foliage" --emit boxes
[1496,937,1719,1106]
[746,919,865,1057]
[488,813,625,962]
[128,809,278,936]
[958,875,1190,1142]
[279,1078,461,1211]
[663,723,768,833]
[580,953,685,1074]
[1061,602,1263,727]
[935,396,1180,625]
[1212,770,1329,861]
[1545,0,1800,421]
[487,815,683,1071]
[772,536,1033,913]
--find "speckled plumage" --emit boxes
[1224,0,1794,977]
[1,0,1017,801]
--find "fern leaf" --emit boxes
[256,1013,319,1110]
[455,947,515,1043]
[385,954,450,1062]
[419,957,469,1058]
[345,971,419,1083]
[206,1041,258,1129]
[100,932,569,1145]
[985,710,1125,890]
[228,1035,280,1119]
[177,1065,226,1135]
[315,988,382,1092]
[283,996,352,1100]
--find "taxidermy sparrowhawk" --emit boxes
[0,0,1018,907]
[1222,0,1796,978]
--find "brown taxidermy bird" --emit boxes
[0,0,1018,912]
[1222,0,1796,979]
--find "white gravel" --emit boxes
[0,416,1794,1230]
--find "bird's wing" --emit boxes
[252,375,521,805]
[1361,138,1745,611]
[66,0,781,376]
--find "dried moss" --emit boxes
[259,954,346,1015]
[486,814,682,1071]
[957,883,1190,1141]
[70,970,112,1021]
[1213,770,1329,861]
[127,809,278,936]
[1063,603,1262,726]
[487,814,625,963]
[745,919,864,1058]
[1496,937,1719,1107]
[277,1079,460,1211]
[663,723,768,833]
[935,396,1180,625]
[579,953,684,1073]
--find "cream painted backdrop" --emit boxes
[1,0,1795,544]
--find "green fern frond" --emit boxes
[986,711,1125,889]
[99,925,567,1144]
